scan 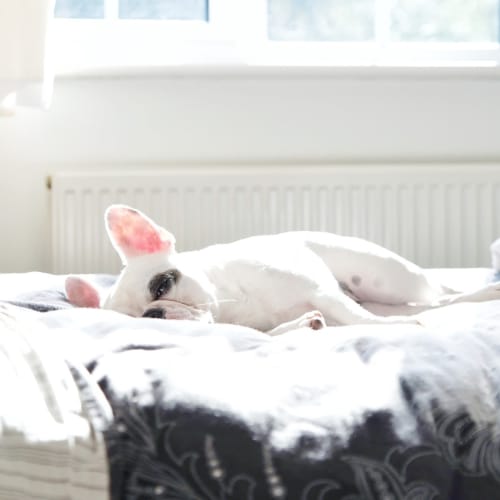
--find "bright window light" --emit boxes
[52,0,500,72]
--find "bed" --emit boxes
[2,267,500,500]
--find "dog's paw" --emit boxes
[463,282,500,303]
[298,310,326,331]
[484,282,500,295]
[267,311,327,335]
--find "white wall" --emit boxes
[1,68,500,272]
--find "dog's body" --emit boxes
[66,205,500,335]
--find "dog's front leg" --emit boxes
[266,311,326,336]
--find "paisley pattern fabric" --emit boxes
[92,328,500,500]
[97,388,500,500]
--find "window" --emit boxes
[268,0,498,43]
[55,0,208,20]
[55,0,104,19]
[52,0,500,72]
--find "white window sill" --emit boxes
[55,63,500,81]
[51,19,500,80]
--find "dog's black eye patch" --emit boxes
[142,307,165,319]
[148,270,180,301]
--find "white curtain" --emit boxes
[0,0,55,113]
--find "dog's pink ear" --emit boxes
[105,205,175,262]
[65,276,101,308]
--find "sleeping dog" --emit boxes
[66,205,500,335]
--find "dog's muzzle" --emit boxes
[142,299,213,323]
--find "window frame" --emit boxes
[52,0,240,73]
[51,0,500,74]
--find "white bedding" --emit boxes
[20,291,500,450]
[2,268,500,499]
[0,304,109,500]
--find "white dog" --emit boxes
[66,205,500,335]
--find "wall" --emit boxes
[1,67,500,272]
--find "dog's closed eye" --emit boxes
[148,270,180,301]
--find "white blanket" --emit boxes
[0,304,109,500]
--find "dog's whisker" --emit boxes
[194,298,238,308]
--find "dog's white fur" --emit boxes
[66,205,500,335]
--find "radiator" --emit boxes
[51,165,500,274]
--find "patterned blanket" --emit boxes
[2,270,500,499]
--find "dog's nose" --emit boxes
[142,307,165,319]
